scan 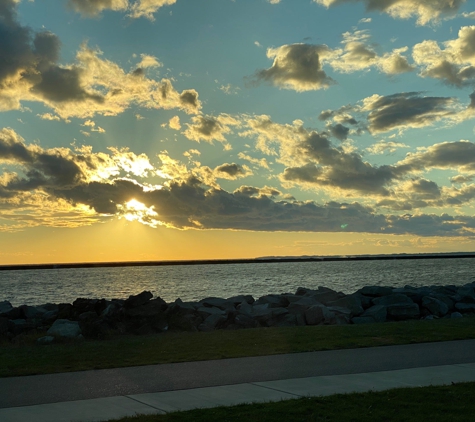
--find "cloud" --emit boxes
[362,92,458,133]
[366,140,410,155]
[136,54,162,69]
[3,128,475,237]
[314,0,466,25]
[413,26,475,87]
[0,2,201,118]
[69,0,176,20]
[168,115,181,130]
[251,43,336,92]
[328,30,414,75]
[128,0,176,20]
[242,115,397,196]
[213,163,252,180]
[397,140,475,173]
[68,0,128,17]
[183,114,240,148]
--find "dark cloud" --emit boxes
[215,163,247,178]
[365,92,456,133]
[251,43,336,92]
[0,1,105,107]
[282,131,397,195]
[397,140,475,173]
[3,129,475,237]
[32,66,104,103]
[327,123,350,140]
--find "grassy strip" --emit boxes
[111,381,475,422]
[1,316,475,378]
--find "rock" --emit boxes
[19,305,47,320]
[196,306,226,319]
[327,294,364,317]
[312,289,345,305]
[37,336,55,345]
[47,319,81,338]
[287,297,322,313]
[226,295,255,305]
[273,313,299,327]
[386,303,420,320]
[304,305,325,325]
[0,300,13,315]
[200,297,228,309]
[358,286,393,297]
[100,302,122,321]
[455,303,475,313]
[72,298,107,316]
[357,294,373,310]
[451,312,463,318]
[167,299,197,316]
[125,298,167,318]
[198,313,227,331]
[424,315,435,320]
[57,303,73,320]
[372,294,414,307]
[236,301,253,316]
[234,313,258,328]
[124,291,153,308]
[8,319,30,335]
[421,296,448,317]
[3,306,22,320]
[362,305,387,323]
[252,306,288,326]
[429,294,454,311]
[457,286,475,303]
[254,294,289,308]
[352,316,375,324]
[42,309,59,325]
[0,317,8,334]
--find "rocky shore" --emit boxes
[0,282,474,344]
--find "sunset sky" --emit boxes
[2,0,475,264]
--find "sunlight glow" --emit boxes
[118,199,162,228]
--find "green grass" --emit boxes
[110,381,475,422]
[1,316,475,377]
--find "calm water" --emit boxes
[1,258,475,306]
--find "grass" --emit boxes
[110,381,475,422]
[1,316,475,377]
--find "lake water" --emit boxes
[1,258,475,306]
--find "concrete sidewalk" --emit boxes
[2,340,475,421]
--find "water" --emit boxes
[1,258,475,306]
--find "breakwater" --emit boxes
[0,282,473,343]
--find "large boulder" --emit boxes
[304,305,327,325]
[327,294,364,317]
[254,294,289,309]
[196,306,226,319]
[455,303,475,313]
[372,294,414,307]
[47,319,81,338]
[226,295,255,305]
[125,298,167,318]
[19,305,48,320]
[198,314,227,331]
[72,298,107,316]
[457,286,475,304]
[358,286,393,297]
[361,305,387,323]
[124,291,153,308]
[0,301,13,316]
[421,296,448,317]
[386,303,420,320]
[234,313,258,329]
[287,297,322,314]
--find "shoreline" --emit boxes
[2,252,475,271]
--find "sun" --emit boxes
[119,199,162,228]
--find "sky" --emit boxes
[3,0,475,263]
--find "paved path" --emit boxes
[1,339,475,421]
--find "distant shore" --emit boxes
[2,252,475,271]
